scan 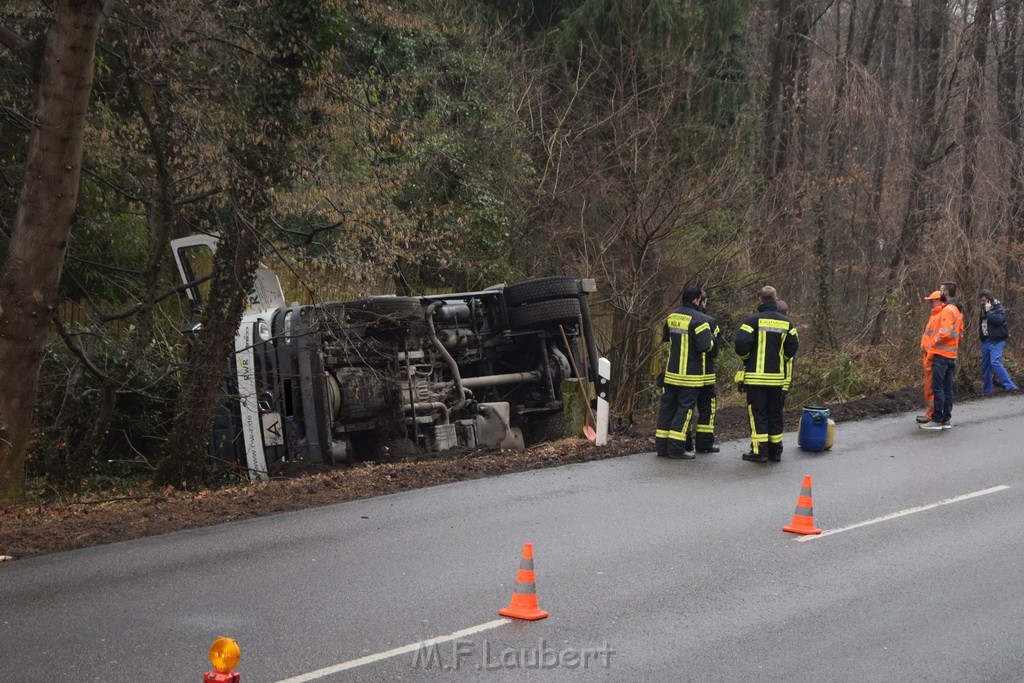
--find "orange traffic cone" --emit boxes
[498,542,549,620]
[782,475,822,535]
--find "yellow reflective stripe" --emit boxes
[744,371,785,380]
[740,324,754,333]
[756,330,767,374]
[694,322,710,334]
[789,327,799,338]
[759,319,790,330]
[655,429,671,438]
[664,376,703,387]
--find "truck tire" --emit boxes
[504,276,579,307]
[525,412,567,445]
[344,296,422,324]
[508,297,582,330]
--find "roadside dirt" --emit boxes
[0,387,932,561]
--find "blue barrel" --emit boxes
[798,405,830,452]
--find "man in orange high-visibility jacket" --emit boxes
[917,291,945,424]
[920,286,965,430]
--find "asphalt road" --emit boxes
[3,395,1024,682]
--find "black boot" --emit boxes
[742,451,768,463]
[695,435,719,453]
[668,442,696,459]
[655,438,669,458]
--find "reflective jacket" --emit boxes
[662,303,716,387]
[979,300,1009,341]
[921,303,943,350]
[701,309,722,386]
[923,302,963,359]
[734,303,799,387]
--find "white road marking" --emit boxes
[796,484,1011,542]
[273,618,511,682]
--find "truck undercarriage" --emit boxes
[173,235,601,479]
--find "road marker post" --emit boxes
[596,357,611,446]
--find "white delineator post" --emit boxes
[596,357,611,446]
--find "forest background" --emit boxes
[1,0,1021,504]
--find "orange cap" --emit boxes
[923,290,942,300]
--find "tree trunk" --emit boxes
[0,0,109,503]
[156,215,258,485]
[811,1,857,350]
[953,0,994,297]
[997,1,1023,308]
[870,0,950,346]
[763,0,813,179]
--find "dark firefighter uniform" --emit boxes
[656,303,716,458]
[734,303,799,461]
[690,312,721,453]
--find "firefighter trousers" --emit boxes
[690,384,716,450]
[656,384,699,455]
[745,385,784,458]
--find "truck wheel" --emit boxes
[525,412,567,445]
[344,296,422,324]
[508,297,582,330]
[504,276,579,307]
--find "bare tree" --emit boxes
[869,0,956,346]
[997,0,1024,307]
[0,0,114,503]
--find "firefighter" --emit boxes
[734,286,799,463]
[687,290,721,453]
[655,285,716,459]
[916,291,944,424]
[776,300,793,404]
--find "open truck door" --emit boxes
[170,235,286,480]
[169,234,286,318]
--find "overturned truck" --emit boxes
[171,236,602,479]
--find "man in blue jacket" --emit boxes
[979,290,1018,394]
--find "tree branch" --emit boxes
[0,24,30,66]
[99,273,213,322]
